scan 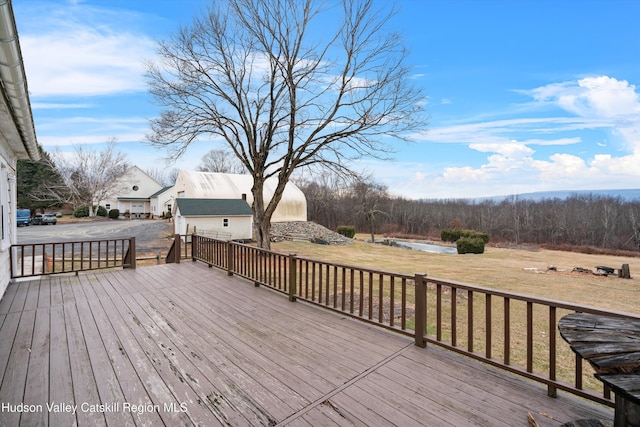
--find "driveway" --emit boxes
[17,219,174,254]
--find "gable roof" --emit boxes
[175,198,252,216]
[150,186,173,198]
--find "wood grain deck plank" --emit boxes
[120,292,244,426]
[170,285,362,387]
[0,308,36,427]
[49,304,76,427]
[79,275,165,427]
[398,348,612,425]
[49,276,64,307]
[74,299,135,426]
[165,285,341,395]
[8,280,30,313]
[22,307,51,427]
[131,286,295,423]
[0,312,20,385]
[180,270,404,371]
[90,272,202,427]
[143,288,310,418]
[187,269,407,357]
[0,281,18,314]
[59,275,77,305]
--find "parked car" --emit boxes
[31,213,57,225]
[16,209,31,226]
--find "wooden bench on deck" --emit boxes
[559,313,640,427]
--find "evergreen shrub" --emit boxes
[73,205,89,218]
[108,209,120,219]
[336,225,356,238]
[456,237,485,254]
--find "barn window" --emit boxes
[223,218,229,227]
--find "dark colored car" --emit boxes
[17,209,31,226]
[31,213,57,225]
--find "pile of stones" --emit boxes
[270,221,353,245]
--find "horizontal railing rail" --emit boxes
[191,235,640,408]
[11,237,136,278]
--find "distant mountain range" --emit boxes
[478,189,640,202]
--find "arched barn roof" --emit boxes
[174,171,307,222]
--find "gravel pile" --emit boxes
[270,221,353,245]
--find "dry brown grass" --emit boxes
[273,236,640,314]
[273,236,640,393]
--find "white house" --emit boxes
[0,2,40,295]
[172,170,307,222]
[101,166,164,218]
[173,198,253,240]
[149,186,174,219]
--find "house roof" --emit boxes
[175,198,252,216]
[0,2,39,161]
[150,186,173,198]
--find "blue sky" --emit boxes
[13,0,640,199]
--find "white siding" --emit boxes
[175,209,252,240]
[0,147,17,296]
[101,166,163,214]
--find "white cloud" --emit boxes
[19,3,156,97]
[371,76,640,198]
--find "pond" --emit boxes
[389,240,458,254]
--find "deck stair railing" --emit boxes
[11,237,136,278]
[189,234,640,409]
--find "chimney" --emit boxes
[241,193,247,200]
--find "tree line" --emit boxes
[297,176,640,251]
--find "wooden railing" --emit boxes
[189,235,640,408]
[11,237,136,278]
[166,234,192,264]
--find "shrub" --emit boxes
[73,205,89,218]
[442,228,490,244]
[457,237,485,254]
[96,205,108,217]
[336,225,356,238]
[441,228,463,242]
[108,209,120,219]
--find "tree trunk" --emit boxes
[252,177,271,249]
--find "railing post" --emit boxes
[414,273,427,348]
[288,253,297,302]
[124,237,136,269]
[227,241,234,276]
[192,234,197,262]
[174,234,181,264]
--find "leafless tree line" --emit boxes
[298,176,640,251]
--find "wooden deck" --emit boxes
[0,262,613,426]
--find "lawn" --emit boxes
[272,237,639,394]
[273,237,640,314]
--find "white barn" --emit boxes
[172,171,307,223]
[0,2,39,295]
[101,166,164,218]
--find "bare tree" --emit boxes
[52,140,129,216]
[146,0,426,248]
[351,176,388,242]
[145,167,179,187]
[197,149,247,174]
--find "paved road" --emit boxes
[17,219,174,253]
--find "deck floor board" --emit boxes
[0,262,615,426]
